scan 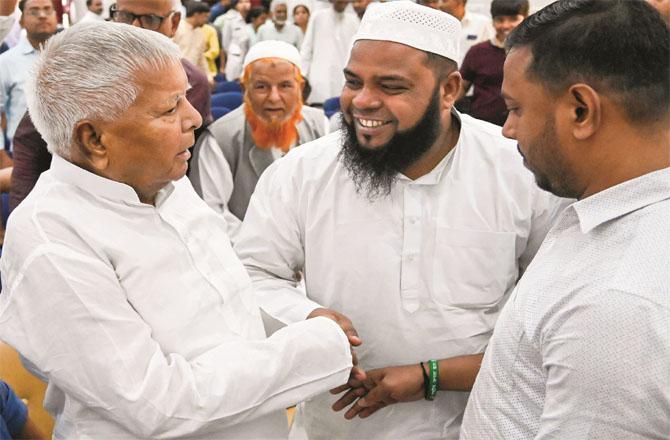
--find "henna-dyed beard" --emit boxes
[244,97,304,153]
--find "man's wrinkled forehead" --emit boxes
[116,0,173,14]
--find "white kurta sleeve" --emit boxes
[299,16,315,76]
[0,244,351,439]
[195,133,243,240]
[235,160,324,324]
[518,188,571,275]
[535,289,670,439]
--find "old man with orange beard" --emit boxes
[191,40,328,240]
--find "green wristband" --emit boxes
[426,359,439,401]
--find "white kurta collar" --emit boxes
[50,154,175,206]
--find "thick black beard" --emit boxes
[339,90,442,201]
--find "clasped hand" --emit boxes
[330,364,425,419]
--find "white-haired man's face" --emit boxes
[91,63,202,204]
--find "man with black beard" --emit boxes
[235,2,567,439]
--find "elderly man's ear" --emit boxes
[73,121,110,171]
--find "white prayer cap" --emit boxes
[353,1,462,63]
[270,0,288,12]
[243,40,303,74]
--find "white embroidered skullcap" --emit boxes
[270,0,288,12]
[353,1,462,63]
[243,40,302,74]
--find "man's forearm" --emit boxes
[436,353,484,391]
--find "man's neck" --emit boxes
[403,113,460,180]
[580,124,670,199]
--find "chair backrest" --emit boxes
[211,92,244,110]
[323,96,341,118]
[0,343,54,438]
[214,81,242,94]
[213,73,226,83]
[212,106,231,120]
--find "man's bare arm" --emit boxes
[332,353,484,419]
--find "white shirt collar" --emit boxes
[50,154,175,206]
[573,167,670,233]
[17,34,38,55]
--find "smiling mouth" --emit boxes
[356,118,391,128]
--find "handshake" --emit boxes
[307,308,483,420]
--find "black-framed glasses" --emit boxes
[110,4,175,31]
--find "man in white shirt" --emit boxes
[441,0,492,66]
[300,0,359,104]
[235,2,565,439]
[461,1,670,438]
[256,0,303,48]
[0,21,353,439]
[78,0,105,22]
[0,0,57,152]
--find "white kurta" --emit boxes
[0,155,352,439]
[235,113,568,439]
[458,11,493,66]
[461,167,670,440]
[300,8,359,104]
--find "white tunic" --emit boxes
[458,11,493,66]
[461,167,670,440]
[0,155,352,439]
[300,8,359,104]
[235,113,568,439]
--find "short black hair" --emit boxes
[18,0,28,12]
[506,0,669,123]
[491,0,529,18]
[424,52,458,81]
[86,0,93,6]
[246,7,267,23]
[186,0,211,17]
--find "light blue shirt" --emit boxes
[0,36,38,150]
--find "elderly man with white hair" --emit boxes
[0,21,354,439]
[234,1,567,438]
[191,40,327,242]
[256,0,303,48]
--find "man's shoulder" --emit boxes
[0,44,20,65]
[281,130,341,167]
[301,105,326,121]
[206,106,246,138]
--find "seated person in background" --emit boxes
[0,380,44,439]
[257,0,303,48]
[0,22,353,439]
[190,40,328,242]
[458,0,528,126]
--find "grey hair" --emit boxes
[26,21,183,160]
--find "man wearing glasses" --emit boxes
[8,0,212,212]
[0,0,57,157]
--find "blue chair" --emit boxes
[212,106,231,120]
[214,81,242,94]
[211,92,243,110]
[213,73,226,82]
[323,96,340,118]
